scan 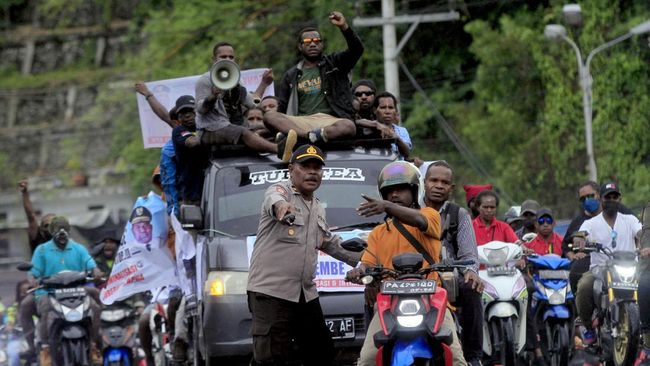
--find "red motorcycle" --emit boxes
[343,239,473,366]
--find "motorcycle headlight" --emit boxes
[484,247,509,266]
[396,299,424,328]
[101,309,127,322]
[613,265,636,283]
[544,286,567,305]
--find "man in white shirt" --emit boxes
[573,182,642,347]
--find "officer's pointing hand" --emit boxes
[273,201,295,223]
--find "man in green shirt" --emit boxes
[264,11,363,144]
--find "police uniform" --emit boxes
[247,145,360,365]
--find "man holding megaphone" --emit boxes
[195,42,297,162]
[263,11,363,145]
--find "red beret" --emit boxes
[463,184,493,204]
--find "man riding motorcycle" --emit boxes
[346,161,467,366]
[18,216,103,366]
[573,182,642,347]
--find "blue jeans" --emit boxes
[7,339,22,366]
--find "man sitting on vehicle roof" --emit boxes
[355,91,411,159]
[263,11,361,145]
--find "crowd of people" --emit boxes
[8,7,650,366]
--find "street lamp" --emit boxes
[544,18,650,182]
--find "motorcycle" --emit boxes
[342,238,474,366]
[149,294,172,366]
[580,241,640,366]
[17,263,95,366]
[0,324,30,366]
[527,253,574,366]
[477,241,528,366]
[101,302,138,366]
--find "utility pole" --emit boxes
[353,0,459,101]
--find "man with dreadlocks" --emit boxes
[345,161,467,366]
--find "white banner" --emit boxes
[246,230,365,292]
[136,69,274,148]
[170,213,197,296]
[100,192,179,304]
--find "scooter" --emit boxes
[343,238,474,366]
[149,298,171,366]
[528,253,574,366]
[477,241,528,366]
[17,263,95,366]
[101,302,138,366]
[0,323,30,366]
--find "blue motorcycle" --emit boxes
[528,254,574,366]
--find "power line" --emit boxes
[398,57,515,204]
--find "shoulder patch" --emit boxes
[275,185,289,199]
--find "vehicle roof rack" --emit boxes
[209,137,395,160]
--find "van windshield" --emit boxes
[210,160,389,236]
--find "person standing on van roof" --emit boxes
[247,144,360,366]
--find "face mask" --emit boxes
[602,201,619,216]
[582,197,600,214]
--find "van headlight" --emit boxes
[396,299,424,328]
[613,265,636,283]
[205,271,248,296]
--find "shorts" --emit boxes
[285,113,343,131]
[198,124,245,145]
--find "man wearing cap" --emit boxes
[504,206,523,232]
[19,216,103,364]
[574,182,642,347]
[247,144,360,366]
[171,95,211,205]
[526,208,563,256]
[130,206,153,250]
[516,199,541,240]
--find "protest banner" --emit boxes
[246,230,364,293]
[136,69,274,148]
[100,192,179,304]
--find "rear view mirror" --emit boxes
[16,262,32,271]
[341,237,367,252]
[180,204,204,231]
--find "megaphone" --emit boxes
[209,59,241,91]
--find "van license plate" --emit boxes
[325,317,354,339]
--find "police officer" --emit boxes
[247,144,360,366]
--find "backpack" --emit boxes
[441,202,461,257]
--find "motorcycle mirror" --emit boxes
[361,275,374,285]
[522,233,537,242]
[340,237,367,252]
[90,242,106,257]
[16,262,32,271]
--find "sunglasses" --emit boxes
[579,193,596,202]
[355,91,375,97]
[537,216,554,225]
[301,37,322,45]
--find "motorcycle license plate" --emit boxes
[380,280,437,295]
[487,266,517,276]
[325,317,354,339]
[54,288,85,298]
[611,282,638,290]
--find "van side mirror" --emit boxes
[180,204,204,231]
[340,237,367,252]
